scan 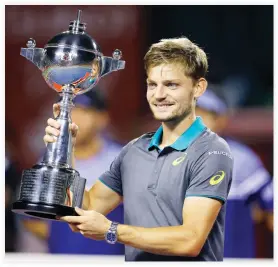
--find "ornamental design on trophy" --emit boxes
[12,10,125,220]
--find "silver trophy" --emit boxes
[12,10,125,220]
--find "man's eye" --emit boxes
[147,83,156,89]
[166,83,178,89]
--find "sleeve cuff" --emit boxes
[185,190,226,203]
[98,178,123,196]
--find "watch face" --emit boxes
[106,232,117,244]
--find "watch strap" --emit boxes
[109,221,119,232]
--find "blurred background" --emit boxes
[5,5,273,260]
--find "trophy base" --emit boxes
[11,163,86,221]
[12,200,78,220]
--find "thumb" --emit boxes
[53,103,61,118]
[75,207,85,216]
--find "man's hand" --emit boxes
[60,207,112,240]
[43,103,79,147]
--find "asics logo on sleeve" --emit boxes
[209,171,226,185]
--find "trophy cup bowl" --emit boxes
[12,10,125,220]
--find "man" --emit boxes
[196,89,273,258]
[44,37,233,261]
[23,89,125,255]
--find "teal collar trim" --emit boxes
[148,126,163,150]
[148,116,206,151]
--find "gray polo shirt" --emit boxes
[99,117,233,261]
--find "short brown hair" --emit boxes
[144,37,208,80]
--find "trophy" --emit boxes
[12,10,125,220]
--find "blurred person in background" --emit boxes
[21,89,124,255]
[196,89,273,258]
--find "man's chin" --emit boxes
[153,114,176,122]
[151,107,192,123]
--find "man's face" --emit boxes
[146,63,196,123]
[72,106,108,145]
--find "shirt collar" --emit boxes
[148,116,206,151]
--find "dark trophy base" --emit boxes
[12,163,86,221]
[12,200,77,220]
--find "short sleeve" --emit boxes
[185,142,234,203]
[99,140,134,196]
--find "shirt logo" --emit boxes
[172,153,187,166]
[209,171,226,185]
[208,151,232,159]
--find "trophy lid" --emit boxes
[44,10,102,55]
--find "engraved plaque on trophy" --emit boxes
[12,10,125,220]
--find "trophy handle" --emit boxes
[20,47,45,70]
[101,56,125,78]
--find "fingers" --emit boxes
[75,207,85,216]
[44,103,79,147]
[44,118,61,145]
[43,134,57,144]
[69,122,79,138]
[69,223,86,234]
[60,215,85,224]
[53,103,61,118]
[45,125,60,137]
[47,118,61,129]
[69,223,79,233]
[74,207,97,216]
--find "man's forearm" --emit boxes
[81,181,123,216]
[117,224,200,257]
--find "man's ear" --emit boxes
[194,78,208,99]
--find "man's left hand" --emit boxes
[60,207,111,240]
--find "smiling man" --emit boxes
[44,37,233,261]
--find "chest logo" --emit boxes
[172,153,187,166]
[209,171,226,185]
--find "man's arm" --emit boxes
[70,150,123,215]
[116,196,221,257]
[83,180,123,216]
[62,196,222,257]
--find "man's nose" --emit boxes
[154,86,167,99]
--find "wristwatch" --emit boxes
[105,221,119,244]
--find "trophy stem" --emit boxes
[42,85,75,168]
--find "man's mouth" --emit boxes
[154,103,174,107]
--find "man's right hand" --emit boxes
[43,103,79,147]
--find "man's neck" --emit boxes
[74,135,103,160]
[160,113,196,148]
